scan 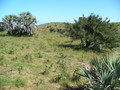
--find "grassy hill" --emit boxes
[0,22,120,90]
[37,22,67,31]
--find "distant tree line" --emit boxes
[1,12,37,36]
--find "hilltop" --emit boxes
[37,22,67,31]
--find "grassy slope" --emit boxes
[0,22,120,90]
[37,22,66,31]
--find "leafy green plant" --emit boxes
[14,77,26,87]
[80,56,120,90]
[72,68,81,81]
[34,52,42,58]
[52,59,70,83]
[41,65,50,75]
[24,54,33,63]
[65,13,120,51]
[18,66,23,74]
[52,73,69,83]
[8,49,15,54]
[0,25,5,32]
[2,12,37,36]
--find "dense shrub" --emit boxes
[65,13,120,51]
[0,26,5,32]
[2,12,37,36]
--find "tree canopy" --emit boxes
[65,13,120,51]
[2,12,37,36]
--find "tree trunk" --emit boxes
[85,40,91,48]
[29,27,32,35]
[80,37,84,46]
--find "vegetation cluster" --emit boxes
[0,12,120,90]
[64,14,120,51]
[1,12,37,36]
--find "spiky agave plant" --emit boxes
[80,56,120,90]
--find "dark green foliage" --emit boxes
[14,77,26,87]
[80,56,120,90]
[0,22,7,32]
[65,13,120,51]
[49,27,65,34]
[52,73,69,83]
[35,52,42,58]
[72,68,81,81]
[0,26,5,32]
[2,12,37,36]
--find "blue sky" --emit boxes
[0,0,120,24]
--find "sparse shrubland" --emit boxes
[0,13,120,90]
[0,29,100,90]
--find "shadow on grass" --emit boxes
[60,85,85,90]
[0,33,33,37]
[58,44,104,53]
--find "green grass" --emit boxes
[37,22,66,31]
[0,23,120,90]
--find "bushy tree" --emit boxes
[65,13,119,50]
[19,12,37,35]
[2,15,18,35]
[2,12,37,36]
